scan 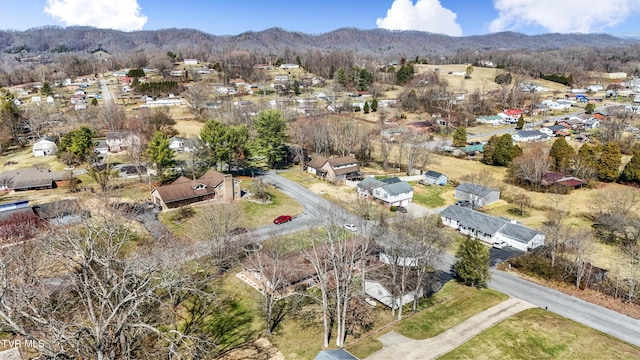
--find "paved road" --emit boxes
[367,298,534,360]
[99,79,113,103]
[264,172,640,347]
[434,253,640,347]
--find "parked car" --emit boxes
[273,215,292,224]
[397,206,408,213]
[343,223,358,232]
[492,240,508,249]
[455,200,471,208]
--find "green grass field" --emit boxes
[440,308,640,360]
[410,182,454,208]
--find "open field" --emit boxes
[415,64,569,95]
[174,119,204,138]
[440,308,640,360]
[410,182,454,208]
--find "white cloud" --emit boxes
[489,0,640,33]
[376,0,463,36]
[44,0,148,31]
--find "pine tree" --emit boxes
[371,98,378,112]
[453,236,491,288]
[254,110,287,168]
[620,151,640,185]
[363,101,370,114]
[516,114,525,129]
[452,126,467,147]
[146,131,174,171]
[597,142,621,182]
[549,137,575,173]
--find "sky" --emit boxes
[2,0,640,37]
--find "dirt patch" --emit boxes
[218,338,284,360]
[174,119,204,137]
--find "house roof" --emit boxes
[35,136,56,143]
[381,177,402,184]
[440,205,508,237]
[153,169,226,204]
[0,168,67,190]
[456,183,497,197]
[425,170,445,179]
[381,181,413,196]
[333,165,360,176]
[504,109,524,116]
[515,130,543,138]
[314,349,359,360]
[307,156,328,169]
[326,156,357,167]
[357,177,385,190]
[441,205,542,243]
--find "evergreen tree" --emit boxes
[549,137,576,173]
[481,134,521,166]
[578,142,602,169]
[146,131,174,171]
[371,98,378,112]
[598,142,621,182]
[292,80,301,95]
[336,68,348,86]
[58,126,97,165]
[40,82,53,96]
[363,101,370,114]
[357,68,374,91]
[516,114,525,129]
[91,98,98,106]
[396,63,415,85]
[452,126,467,147]
[585,103,596,114]
[620,151,640,185]
[200,120,229,169]
[453,236,491,288]
[254,110,287,168]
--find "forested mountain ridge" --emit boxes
[1,26,637,57]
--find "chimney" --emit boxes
[223,174,234,202]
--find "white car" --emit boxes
[343,223,358,232]
[492,240,508,249]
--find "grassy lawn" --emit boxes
[410,182,454,208]
[395,281,508,340]
[241,186,304,227]
[277,168,321,189]
[440,308,640,360]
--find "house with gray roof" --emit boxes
[422,170,448,186]
[357,176,413,207]
[314,349,358,360]
[511,130,549,142]
[455,183,500,209]
[440,205,544,251]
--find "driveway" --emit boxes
[367,298,534,360]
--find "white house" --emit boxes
[357,176,413,207]
[184,59,198,66]
[32,136,58,157]
[512,130,548,142]
[364,280,422,309]
[476,115,504,126]
[454,183,500,208]
[279,63,300,69]
[105,132,140,153]
[440,205,545,251]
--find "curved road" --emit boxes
[263,172,640,347]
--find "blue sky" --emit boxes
[2,0,640,37]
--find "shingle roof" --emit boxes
[456,183,497,197]
[153,169,225,204]
[333,165,360,176]
[327,156,357,167]
[307,156,328,169]
[0,168,66,190]
[357,177,385,190]
[440,205,542,243]
[425,170,444,179]
[381,177,402,184]
[381,181,413,196]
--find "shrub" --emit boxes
[171,207,195,222]
[390,206,398,212]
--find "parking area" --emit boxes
[489,246,522,267]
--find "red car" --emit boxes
[273,215,292,224]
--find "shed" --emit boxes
[422,170,448,186]
[454,183,500,208]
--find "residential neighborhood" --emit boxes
[1,10,640,360]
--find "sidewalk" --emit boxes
[366,297,534,360]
